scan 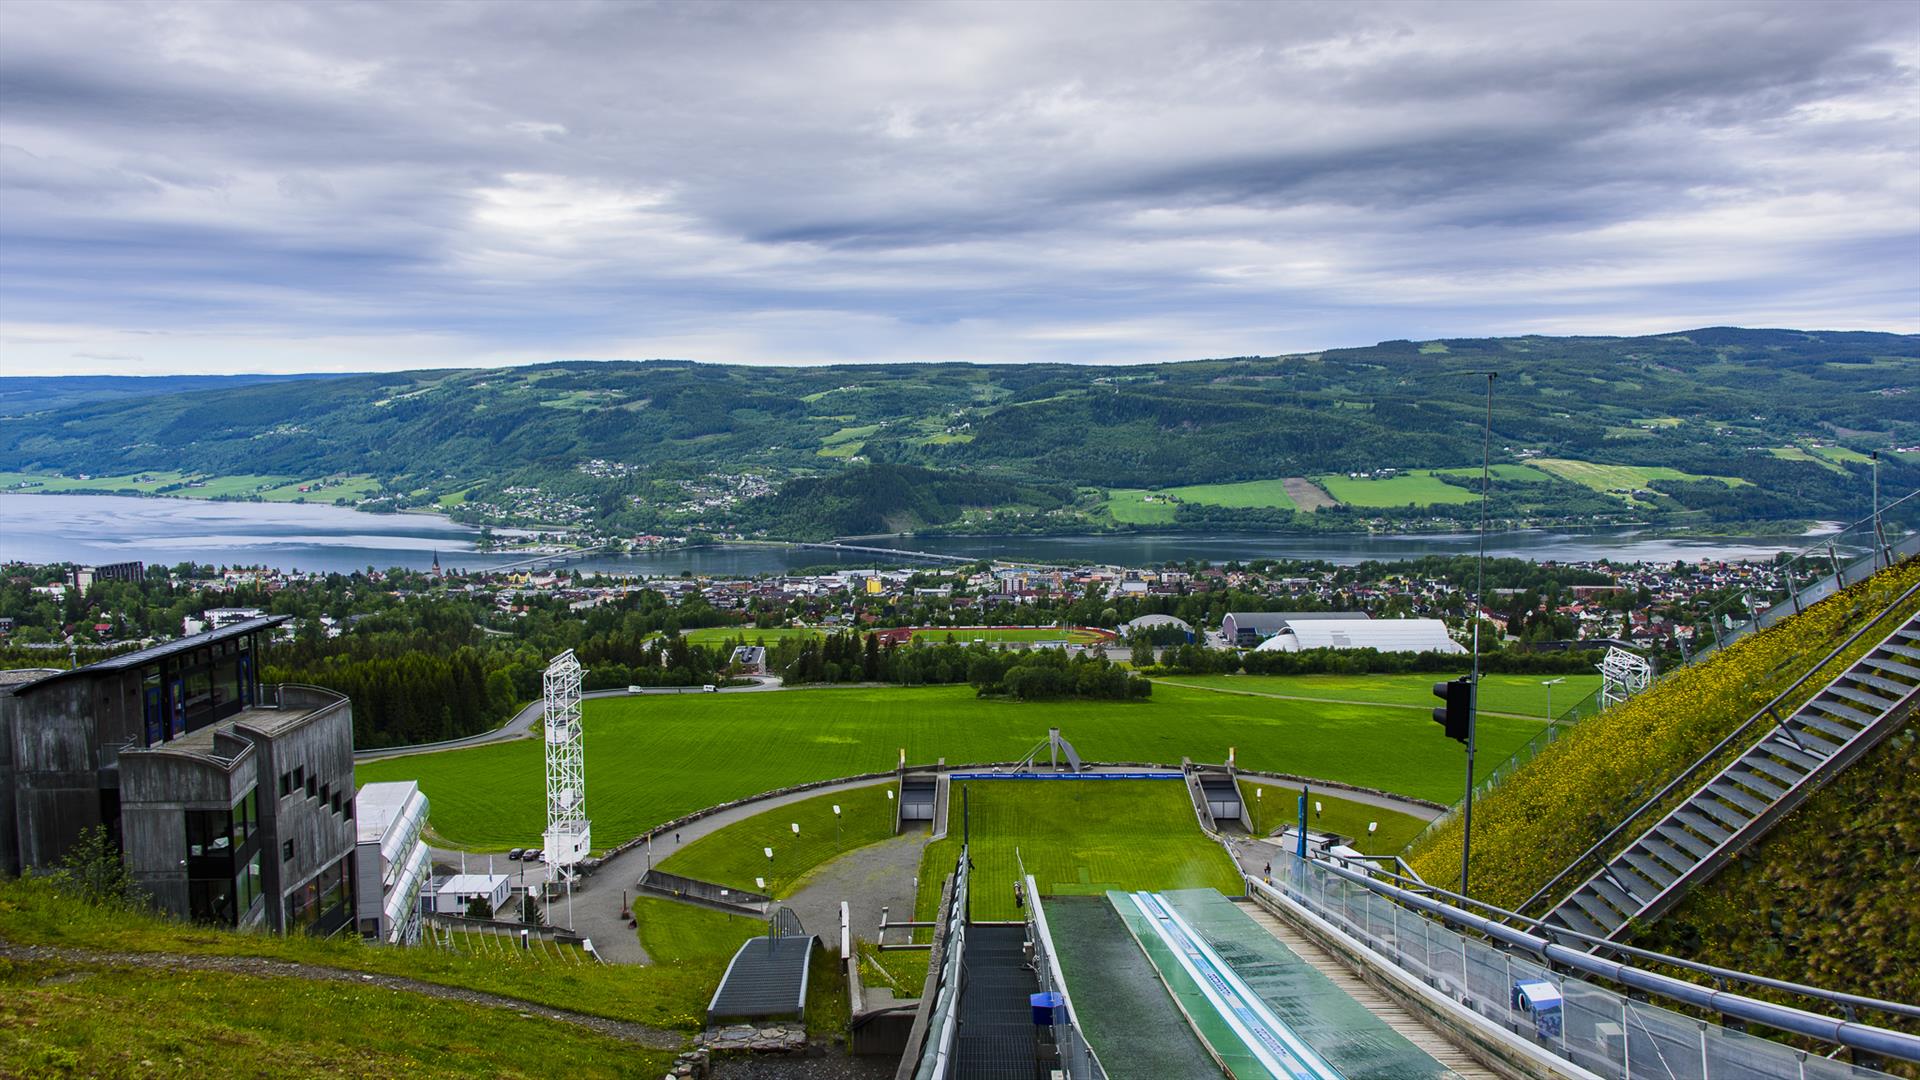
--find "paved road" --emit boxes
[354,676,783,763]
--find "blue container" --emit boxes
[1030,991,1066,1026]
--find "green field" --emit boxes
[1313,469,1483,507]
[1236,782,1428,855]
[1104,488,1180,524]
[656,784,896,895]
[916,781,1241,922]
[1769,446,1848,474]
[257,474,384,503]
[1104,478,1301,523]
[0,470,296,497]
[361,684,1544,851]
[1156,672,1601,719]
[1530,458,1748,493]
[909,626,1107,645]
[681,625,827,646]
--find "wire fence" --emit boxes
[1255,856,1897,1080]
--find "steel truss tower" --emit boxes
[542,650,591,885]
[1598,645,1652,709]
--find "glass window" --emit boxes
[279,772,292,798]
[186,808,231,857]
[189,878,235,925]
[282,839,294,863]
[234,853,262,914]
[230,788,258,845]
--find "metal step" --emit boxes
[1807,699,1876,728]
[1860,655,1920,680]
[1637,835,1696,877]
[1828,684,1898,710]
[1609,864,1661,901]
[1852,671,1918,696]
[1571,891,1627,933]
[1620,851,1677,890]
[1590,874,1640,911]
[1789,728,1843,757]
[1694,796,1751,831]
[1656,823,1715,862]
[1760,739,1825,771]
[1550,905,1608,941]
[1673,810,1732,848]
[1725,765,1789,800]
[1878,642,1920,662]
[1708,781,1768,816]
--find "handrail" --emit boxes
[1293,859,1920,1062]
[1327,854,1920,1021]
[1517,574,1920,915]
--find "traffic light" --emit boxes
[1432,677,1472,744]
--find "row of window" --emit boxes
[185,788,259,858]
[278,765,353,820]
[289,855,351,931]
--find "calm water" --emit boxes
[1,492,1817,576]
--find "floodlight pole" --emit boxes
[1462,371,1495,899]
[1871,451,1887,568]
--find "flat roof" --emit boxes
[355,781,422,844]
[438,873,508,893]
[7,616,291,695]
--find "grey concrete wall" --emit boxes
[243,687,356,934]
[4,678,107,872]
[119,745,258,921]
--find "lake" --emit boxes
[1,492,1821,576]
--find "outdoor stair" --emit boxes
[1541,612,1920,943]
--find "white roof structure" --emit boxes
[437,873,510,897]
[1119,614,1193,635]
[1253,618,1464,654]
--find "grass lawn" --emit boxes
[0,956,668,1079]
[909,626,1106,645]
[0,877,713,1032]
[1313,469,1482,507]
[1529,458,1748,492]
[1104,488,1179,525]
[657,784,897,895]
[257,474,384,503]
[915,781,1241,923]
[1156,672,1601,719]
[1235,781,1428,855]
[680,625,827,646]
[358,684,1546,851]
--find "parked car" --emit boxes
[507,848,524,861]
[525,849,544,862]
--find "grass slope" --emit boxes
[656,784,896,895]
[1530,458,1748,492]
[1158,672,1603,719]
[1313,469,1483,507]
[360,684,1546,850]
[916,781,1241,923]
[0,958,665,1079]
[1409,558,1920,904]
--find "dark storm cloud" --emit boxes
[0,0,1913,373]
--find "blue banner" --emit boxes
[946,771,1181,781]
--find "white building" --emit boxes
[354,781,431,944]
[1253,617,1464,654]
[435,873,511,917]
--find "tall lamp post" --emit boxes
[1541,677,1566,724]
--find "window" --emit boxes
[279,771,292,798]
[185,808,231,858]
[306,774,316,798]
[230,788,258,845]
[293,766,304,791]
[282,839,295,863]
[234,853,263,915]
[330,792,342,816]
[319,782,330,807]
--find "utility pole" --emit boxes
[1463,371,1495,898]
[1871,451,1888,568]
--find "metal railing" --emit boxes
[1257,854,1916,1077]
[1024,874,1107,1080]
[910,848,969,1080]
[1516,575,1920,917]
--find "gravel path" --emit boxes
[784,829,931,947]
[0,940,686,1049]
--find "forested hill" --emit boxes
[2,327,1916,536]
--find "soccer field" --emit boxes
[356,683,1541,851]
[915,781,1242,922]
[908,626,1108,645]
[680,625,826,646]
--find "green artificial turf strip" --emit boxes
[359,683,1544,850]
[1157,672,1601,719]
[1235,781,1429,855]
[0,959,669,1079]
[915,781,1241,923]
[656,784,897,895]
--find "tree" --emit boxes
[54,824,141,907]
[465,894,495,919]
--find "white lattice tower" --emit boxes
[542,650,590,885]
[1597,646,1652,709]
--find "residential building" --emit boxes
[0,617,358,935]
[354,780,432,945]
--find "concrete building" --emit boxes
[1252,617,1464,654]
[0,617,359,935]
[435,873,511,917]
[1221,610,1364,646]
[354,780,432,945]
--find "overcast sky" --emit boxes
[1,0,1915,375]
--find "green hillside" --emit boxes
[3,328,1915,536]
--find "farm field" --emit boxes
[680,625,827,646]
[1236,781,1429,855]
[1104,478,1303,522]
[1769,447,1847,474]
[1313,469,1483,507]
[915,780,1241,922]
[1156,672,1602,719]
[0,470,295,498]
[1103,488,1179,524]
[359,683,1545,851]
[1529,458,1747,492]
[656,784,897,895]
[257,474,384,503]
[909,626,1109,644]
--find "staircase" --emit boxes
[1543,613,1920,942]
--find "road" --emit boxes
[353,676,783,763]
